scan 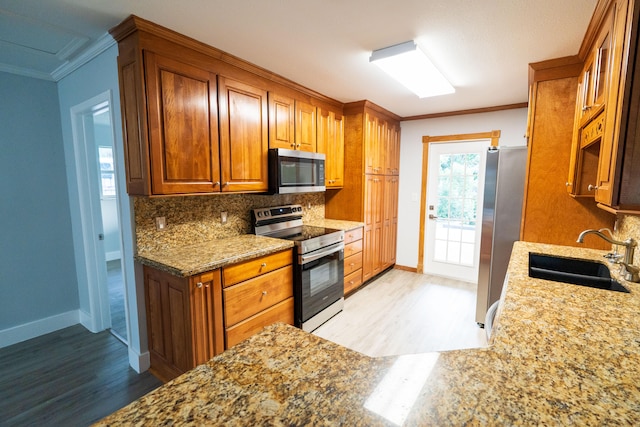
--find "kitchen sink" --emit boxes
[528,253,629,293]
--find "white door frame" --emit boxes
[70,91,119,333]
[417,130,500,274]
[423,140,489,282]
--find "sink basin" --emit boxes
[528,252,629,293]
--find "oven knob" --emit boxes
[257,212,262,217]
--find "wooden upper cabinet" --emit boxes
[567,0,617,198]
[385,123,400,175]
[317,107,344,188]
[111,16,342,196]
[268,93,317,152]
[268,93,295,150]
[295,100,317,152]
[364,113,382,174]
[364,113,389,174]
[144,52,221,195]
[218,76,269,192]
[578,10,614,128]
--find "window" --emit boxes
[98,146,116,197]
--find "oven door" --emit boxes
[297,242,344,324]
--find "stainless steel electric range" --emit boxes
[252,204,344,332]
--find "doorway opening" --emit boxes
[418,131,500,283]
[70,92,128,344]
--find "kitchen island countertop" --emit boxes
[97,241,640,425]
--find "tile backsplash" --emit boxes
[134,193,325,254]
[616,214,640,266]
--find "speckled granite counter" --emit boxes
[98,241,640,425]
[135,234,294,277]
[306,218,364,231]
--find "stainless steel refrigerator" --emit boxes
[475,146,527,326]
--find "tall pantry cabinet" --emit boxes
[325,101,401,290]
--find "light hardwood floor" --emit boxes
[314,268,488,357]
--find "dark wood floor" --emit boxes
[0,324,162,426]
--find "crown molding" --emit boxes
[51,32,116,81]
[0,63,54,81]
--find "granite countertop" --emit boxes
[306,218,364,231]
[135,234,294,277]
[97,241,640,425]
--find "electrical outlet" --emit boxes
[155,217,166,230]
[221,211,228,224]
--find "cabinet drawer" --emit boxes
[344,269,363,295]
[344,252,363,276]
[223,249,292,288]
[223,266,293,327]
[344,227,363,244]
[344,239,363,258]
[225,297,294,348]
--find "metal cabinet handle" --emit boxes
[196,282,203,288]
[296,144,301,148]
[261,262,267,267]
[262,291,268,296]
[588,184,599,191]
[565,182,571,187]
[213,181,220,187]
[290,143,295,147]
[429,214,438,220]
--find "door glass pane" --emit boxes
[433,151,480,267]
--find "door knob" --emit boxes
[429,214,438,220]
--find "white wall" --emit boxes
[396,108,529,269]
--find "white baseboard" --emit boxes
[129,347,151,373]
[0,310,80,348]
[105,251,121,262]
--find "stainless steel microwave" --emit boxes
[268,148,326,194]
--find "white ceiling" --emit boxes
[0,0,597,117]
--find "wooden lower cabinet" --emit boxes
[144,267,224,382]
[343,227,364,295]
[143,249,294,381]
[222,249,294,347]
[226,298,294,348]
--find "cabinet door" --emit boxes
[385,123,400,175]
[295,100,317,152]
[268,92,295,150]
[144,267,191,379]
[218,76,269,192]
[382,176,399,267]
[144,52,221,194]
[595,0,629,206]
[189,270,224,365]
[364,113,381,174]
[363,175,384,280]
[317,108,344,188]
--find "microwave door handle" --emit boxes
[300,243,344,264]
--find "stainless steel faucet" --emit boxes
[577,229,639,282]
[576,229,636,264]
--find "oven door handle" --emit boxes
[300,242,344,264]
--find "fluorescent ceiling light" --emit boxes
[370,41,455,98]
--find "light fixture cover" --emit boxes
[370,41,454,98]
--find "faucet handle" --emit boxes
[620,263,640,283]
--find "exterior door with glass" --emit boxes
[424,140,489,282]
